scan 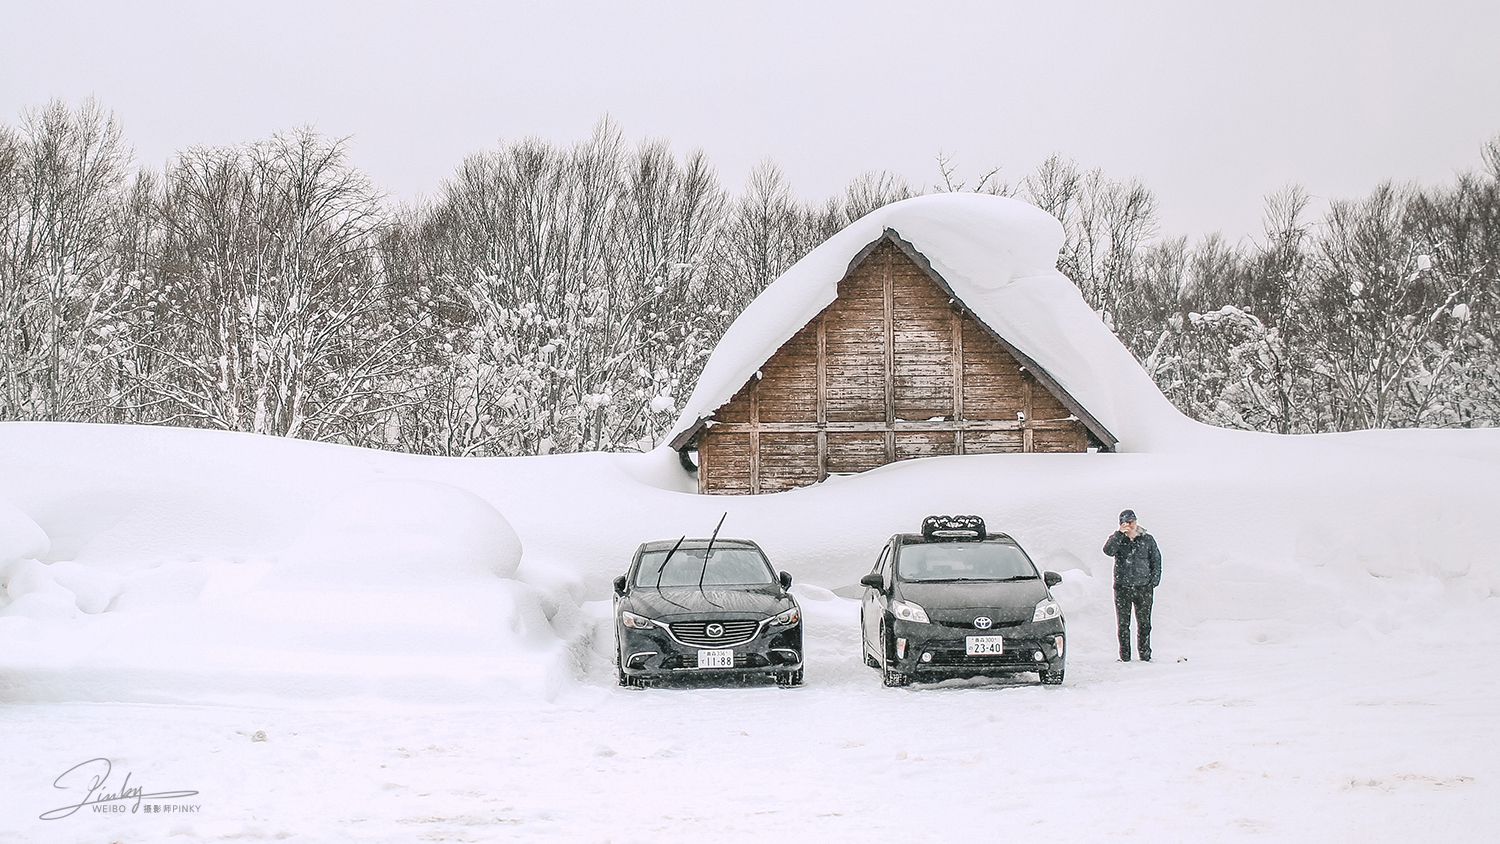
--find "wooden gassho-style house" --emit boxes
[669,217,1118,495]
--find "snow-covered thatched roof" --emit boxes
[667,193,1194,453]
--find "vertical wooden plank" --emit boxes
[698,435,709,494]
[1021,373,1035,453]
[816,314,828,426]
[952,308,965,455]
[750,379,761,494]
[817,315,828,482]
[883,250,896,463]
[816,431,827,482]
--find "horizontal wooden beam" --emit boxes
[707,418,1082,434]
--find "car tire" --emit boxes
[1040,662,1065,686]
[616,648,643,688]
[776,669,803,687]
[859,609,875,666]
[861,615,880,667]
[878,623,907,686]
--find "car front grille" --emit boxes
[932,617,1027,630]
[669,619,761,647]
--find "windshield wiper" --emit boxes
[653,535,693,611]
[697,512,727,608]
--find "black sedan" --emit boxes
[860,515,1065,687]
[613,537,803,688]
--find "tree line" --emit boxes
[1034,152,1500,432]
[3,98,1497,456]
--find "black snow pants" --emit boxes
[1114,586,1154,661]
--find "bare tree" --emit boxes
[933,151,1007,196]
[718,159,808,298]
[130,128,414,440]
[840,170,915,223]
[0,98,132,421]
[1019,154,1159,351]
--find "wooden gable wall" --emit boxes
[695,238,1098,495]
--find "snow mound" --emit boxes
[0,478,560,705]
[3,418,1499,709]
[667,192,1196,453]
[277,479,523,585]
[0,502,49,563]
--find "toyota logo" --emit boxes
[973,616,993,630]
[706,623,725,638]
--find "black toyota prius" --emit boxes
[860,515,1065,687]
[613,537,804,688]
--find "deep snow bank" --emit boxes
[278,479,524,583]
[1,420,1498,704]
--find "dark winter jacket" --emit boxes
[1104,530,1161,590]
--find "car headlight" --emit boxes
[621,611,658,630]
[891,599,930,624]
[771,606,800,626]
[1032,598,1062,622]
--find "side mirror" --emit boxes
[779,571,793,590]
[613,575,627,596]
[859,573,884,590]
[1043,571,1062,588]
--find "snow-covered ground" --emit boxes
[3,419,1499,841]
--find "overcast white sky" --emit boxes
[4,1,1497,242]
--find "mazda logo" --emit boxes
[706,623,725,638]
[973,616,992,630]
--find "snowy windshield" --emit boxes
[634,546,776,587]
[897,542,1037,582]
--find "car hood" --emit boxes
[896,579,1050,624]
[624,585,789,620]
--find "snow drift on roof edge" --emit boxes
[666,193,1198,453]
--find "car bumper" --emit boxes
[889,619,1064,679]
[618,625,803,680]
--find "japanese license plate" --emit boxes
[966,635,1004,655]
[697,649,734,668]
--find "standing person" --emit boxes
[1103,509,1161,662]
